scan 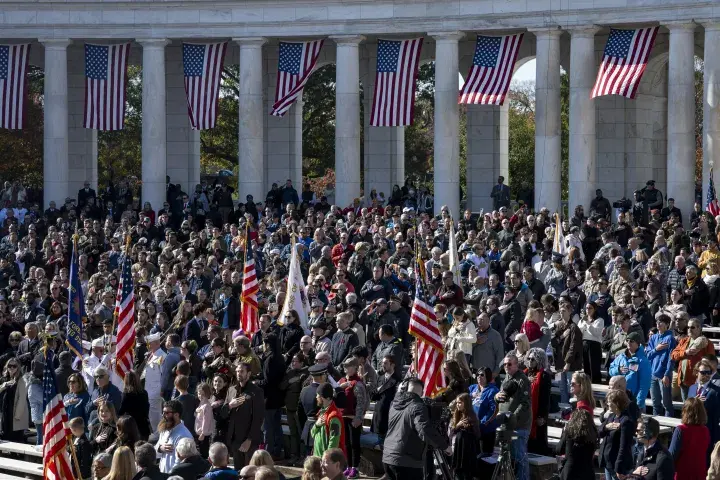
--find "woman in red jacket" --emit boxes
[669,397,710,480]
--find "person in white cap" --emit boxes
[82,337,106,397]
[142,332,168,431]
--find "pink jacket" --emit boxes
[195,400,215,437]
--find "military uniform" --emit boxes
[142,345,167,431]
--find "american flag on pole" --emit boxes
[42,349,75,480]
[708,167,720,217]
[0,44,30,130]
[271,40,324,117]
[183,42,228,130]
[114,243,135,380]
[370,38,424,127]
[408,266,446,398]
[84,43,130,131]
[241,235,259,337]
[459,34,523,105]
[591,27,658,99]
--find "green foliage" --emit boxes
[200,65,239,172]
[302,64,337,179]
[506,71,570,204]
[97,65,142,184]
[0,66,44,187]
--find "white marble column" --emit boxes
[431,32,463,215]
[138,39,169,212]
[68,44,98,195]
[236,37,267,201]
[704,22,720,203]
[666,22,696,218]
[569,26,599,213]
[466,104,509,212]
[332,35,364,208]
[42,39,71,207]
[292,98,304,191]
[532,28,562,213]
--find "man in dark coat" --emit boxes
[330,312,359,368]
[683,265,710,319]
[256,333,286,459]
[382,378,448,479]
[133,443,169,480]
[370,354,398,440]
[371,325,403,376]
[223,362,265,469]
[55,351,75,397]
[632,417,674,480]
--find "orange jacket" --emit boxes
[670,336,716,386]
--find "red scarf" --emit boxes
[526,368,542,439]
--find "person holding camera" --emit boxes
[382,377,449,480]
[495,353,532,480]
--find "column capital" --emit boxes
[529,26,563,37]
[40,39,72,49]
[136,38,170,48]
[428,31,464,42]
[329,35,365,45]
[567,25,600,38]
[698,20,720,31]
[664,21,696,31]
[233,37,267,47]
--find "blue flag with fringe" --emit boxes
[66,239,85,360]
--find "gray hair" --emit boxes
[94,366,109,378]
[168,477,184,480]
[176,437,198,459]
[609,375,627,392]
[345,292,358,305]
[525,347,548,372]
[209,442,229,466]
[93,452,112,468]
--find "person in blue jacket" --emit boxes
[469,366,500,454]
[644,313,677,417]
[609,331,651,408]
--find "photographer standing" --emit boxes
[382,377,448,480]
[495,354,532,480]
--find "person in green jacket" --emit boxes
[310,383,346,459]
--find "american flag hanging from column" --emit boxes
[459,34,523,106]
[408,263,446,398]
[241,235,259,337]
[708,167,720,217]
[271,40,324,117]
[84,43,130,131]
[370,38,424,127]
[0,44,30,130]
[591,27,658,99]
[183,42,228,130]
[114,246,135,380]
[42,349,74,480]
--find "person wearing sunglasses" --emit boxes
[0,360,28,441]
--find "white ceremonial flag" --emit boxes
[448,217,462,287]
[281,241,311,332]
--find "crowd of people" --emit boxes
[2,175,720,480]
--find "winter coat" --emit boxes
[279,366,308,413]
[330,328,359,367]
[256,336,287,410]
[644,331,677,380]
[599,410,636,476]
[471,327,505,374]
[553,320,584,372]
[469,383,500,434]
[447,320,477,356]
[370,373,398,437]
[382,390,448,468]
[609,348,651,407]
